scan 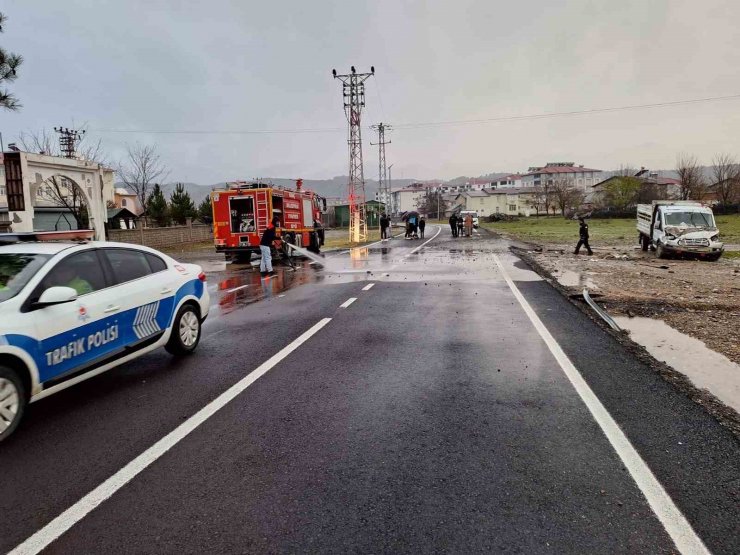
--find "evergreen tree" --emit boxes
[169,183,196,225]
[0,12,23,111]
[147,183,170,227]
[197,195,213,224]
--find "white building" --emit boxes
[520,163,602,193]
[390,184,427,216]
[491,174,523,189]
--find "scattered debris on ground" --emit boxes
[520,243,740,365]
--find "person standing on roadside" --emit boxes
[260,216,281,277]
[457,215,464,237]
[464,214,474,237]
[419,216,426,239]
[380,213,390,240]
[574,217,593,255]
[449,213,458,237]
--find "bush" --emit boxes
[486,214,519,222]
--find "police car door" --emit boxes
[99,248,177,348]
[29,249,120,385]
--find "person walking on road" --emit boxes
[449,214,458,237]
[574,217,593,255]
[464,214,474,237]
[457,215,464,238]
[419,217,426,239]
[260,216,281,277]
[380,213,390,240]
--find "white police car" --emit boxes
[0,234,210,441]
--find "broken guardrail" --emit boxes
[582,288,621,331]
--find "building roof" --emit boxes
[592,175,681,189]
[114,187,135,196]
[107,207,139,219]
[456,190,490,198]
[522,165,601,177]
[486,187,541,195]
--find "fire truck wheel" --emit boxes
[166,303,202,356]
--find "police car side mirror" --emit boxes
[35,286,78,308]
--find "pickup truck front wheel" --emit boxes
[656,242,668,259]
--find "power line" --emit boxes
[88,93,740,136]
[392,93,740,129]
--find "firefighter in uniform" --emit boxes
[260,216,281,276]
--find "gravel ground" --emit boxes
[518,242,740,365]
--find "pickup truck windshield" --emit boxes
[664,211,714,228]
[0,253,51,303]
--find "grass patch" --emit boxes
[481,213,740,246]
[722,250,740,259]
[480,217,636,245]
[324,229,383,250]
[715,214,740,243]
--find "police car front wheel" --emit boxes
[0,366,26,442]
[166,304,202,355]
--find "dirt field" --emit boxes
[489,217,740,365]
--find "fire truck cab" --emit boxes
[211,181,326,261]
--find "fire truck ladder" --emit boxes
[255,192,270,231]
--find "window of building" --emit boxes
[121,198,127,207]
[0,186,5,196]
[508,204,517,211]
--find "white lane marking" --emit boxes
[406,225,442,256]
[9,318,333,555]
[225,284,249,293]
[362,283,375,291]
[339,297,357,308]
[492,255,708,555]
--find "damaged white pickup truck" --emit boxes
[637,201,724,261]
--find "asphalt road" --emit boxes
[1,226,738,554]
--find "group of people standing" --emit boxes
[448,213,474,238]
[404,214,426,239]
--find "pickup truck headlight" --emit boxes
[664,233,676,240]
[711,234,719,242]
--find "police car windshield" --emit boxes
[0,253,52,303]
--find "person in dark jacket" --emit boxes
[419,216,426,239]
[449,214,457,237]
[260,216,281,276]
[457,216,464,237]
[574,217,593,255]
[380,213,390,240]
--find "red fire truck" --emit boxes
[211,180,326,261]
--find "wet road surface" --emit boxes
[1,226,738,554]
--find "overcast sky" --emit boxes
[3,0,740,183]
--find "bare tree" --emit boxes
[116,143,169,215]
[675,153,705,200]
[615,164,638,177]
[711,153,740,206]
[551,178,585,217]
[529,180,554,216]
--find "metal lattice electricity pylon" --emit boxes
[371,122,391,216]
[54,127,85,159]
[332,66,374,243]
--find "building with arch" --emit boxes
[1,150,115,240]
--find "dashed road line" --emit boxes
[339,297,357,308]
[362,283,375,291]
[493,254,708,555]
[9,318,334,555]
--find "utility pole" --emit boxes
[332,66,374,243]
[371,122,391,219]
[388,164,394,216]
[54,127,85,158]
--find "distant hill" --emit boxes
[115,172,517,204]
